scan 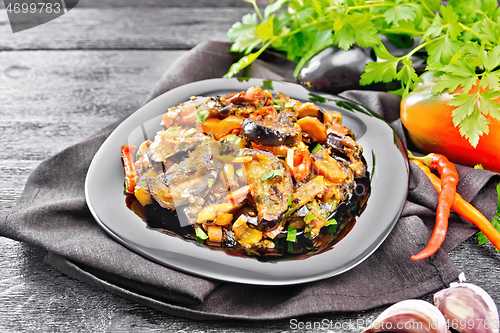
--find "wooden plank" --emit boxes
[0,50,184,212]
[0,0,267,8]
[0,8,250,50]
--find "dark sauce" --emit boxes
[126,170,371,262]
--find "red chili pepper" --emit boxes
[409,152,459,261]
[412,160,500,251]
[121,145,137,194]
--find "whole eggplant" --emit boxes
[297,37,426,94]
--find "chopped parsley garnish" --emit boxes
[286,226,297,242]
[207,179,214,187]
[285,101,295,108]
[195,227,208,243]
[311,143,323,154]
[167,126,181,132]
[206,101,216,109]
[306,213,317,223]
[183,128,198,137]
[326,219,338,234]
[236,167,245,178]
[227,134,238,142]
[196,109,210,124]
[273,99,285,104]
[261,169,284,181]
[287,195,292,207]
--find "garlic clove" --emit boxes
[434,282,499,333]
[362,299,450,333]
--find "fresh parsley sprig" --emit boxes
[225,0,500,147]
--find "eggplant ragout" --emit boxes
[122,86,370,261]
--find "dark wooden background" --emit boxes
[1,1,499,332]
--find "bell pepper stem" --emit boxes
[407,150,434,166]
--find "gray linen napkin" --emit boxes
[1,41,499,320]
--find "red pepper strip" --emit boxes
[285,150,312,182]
[121,145,137,194]
[224,185,251,205]
[293,150,312,182]
[410,153,459,261]
[412,160,500,251]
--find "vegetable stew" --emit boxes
[121,86,371,261]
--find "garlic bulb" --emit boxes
[434,282,499,333]
[362,299,449,333]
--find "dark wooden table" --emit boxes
[1,1,499,332]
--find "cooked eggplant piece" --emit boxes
[148,127,205,164]
[163,141,221,186]
[241,118,300,146]
[325,132,362,161]
[241,149,294,231]
[147,175,175,209]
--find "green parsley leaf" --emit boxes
[384,4,417,25]
[333,13,378,50]
[286,226,297,242]
[227,13,261,54]
[474,164,484,169]
[476,183,500,252]
[426,36,462,65]
[195,227,208,243]
[207,179,214,187]
[450,94,489,148]
[264,0,287,18]
[440,5,463,40]
[360,58,399,85]
[255,16,275,41]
